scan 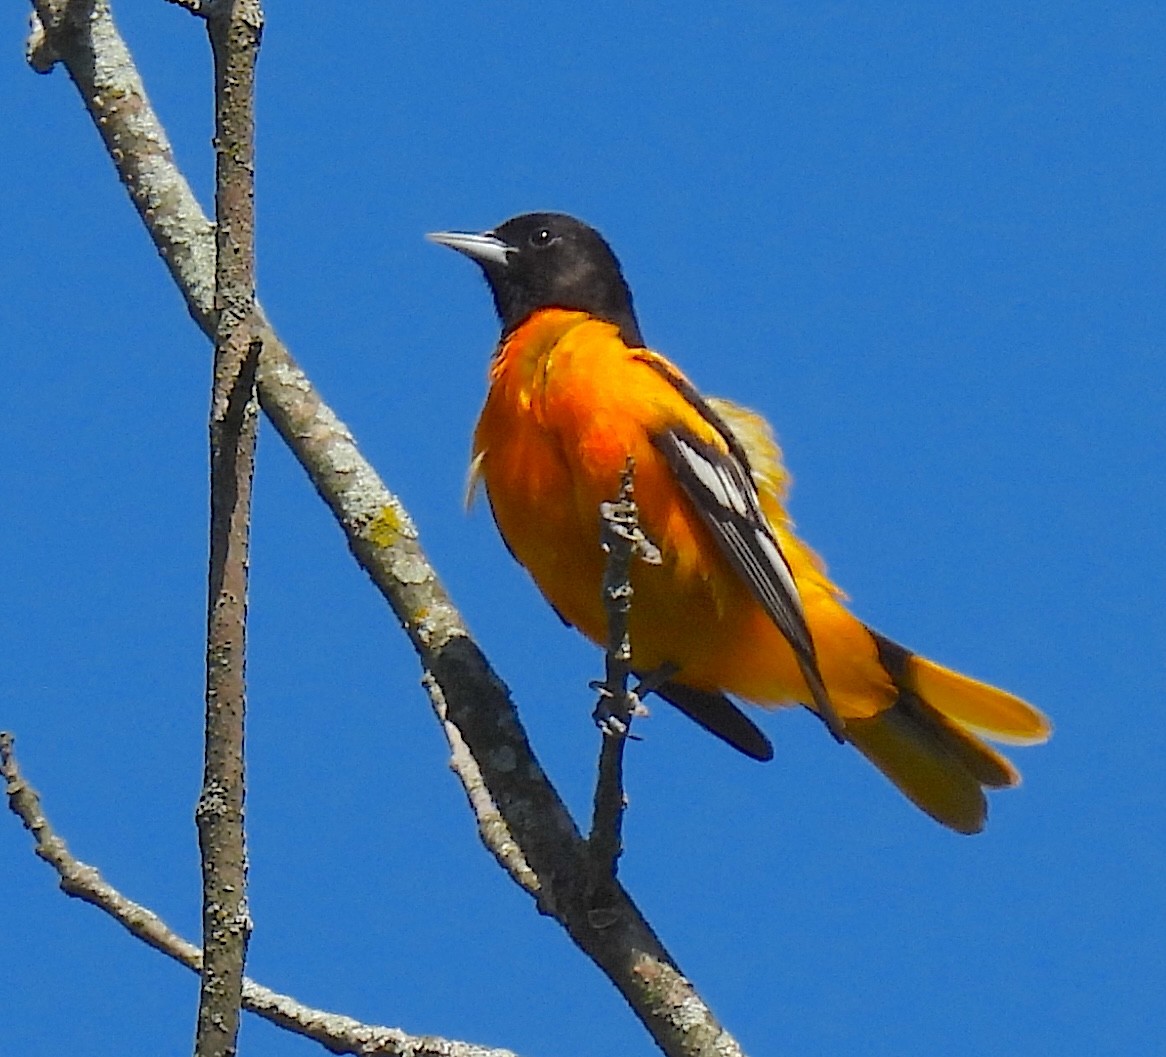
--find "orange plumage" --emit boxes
[433,213,1050,833]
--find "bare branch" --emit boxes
[182,1,266,1054]
[587,462,661,900]
[27,0,217,328]
[23,6,748,1054]
[1,732,522,1057]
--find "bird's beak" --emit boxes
[426,229,513,267]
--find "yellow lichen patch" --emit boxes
[365,505,404,548]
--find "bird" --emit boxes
[428,211,1050,834]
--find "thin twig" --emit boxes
[185,2,265,1055]
[0,732,521,1057]
[587,462,661,903]
[21,7,748,1055]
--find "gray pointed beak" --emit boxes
[426,229,513,267]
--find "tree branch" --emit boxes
[183,1,265,1055]
[22,5,748,1054]
[1,732,521,1057]
[587,462,662,905]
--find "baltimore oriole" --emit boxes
[429,212,1050,833]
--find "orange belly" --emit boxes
[477,398,894,721]
[473,309,895,721]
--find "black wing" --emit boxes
[652,426,845,743]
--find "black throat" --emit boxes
[482,213,645,347]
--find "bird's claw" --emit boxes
[591,686,648,740]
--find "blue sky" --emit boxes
[3,4,1163,1055]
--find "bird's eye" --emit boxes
[530,228,556,247]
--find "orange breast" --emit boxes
[472,309,895,719]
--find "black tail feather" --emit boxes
[653,681,774,761]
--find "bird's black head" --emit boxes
[428,212,644,347]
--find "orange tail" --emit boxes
[846,630,1051,834]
